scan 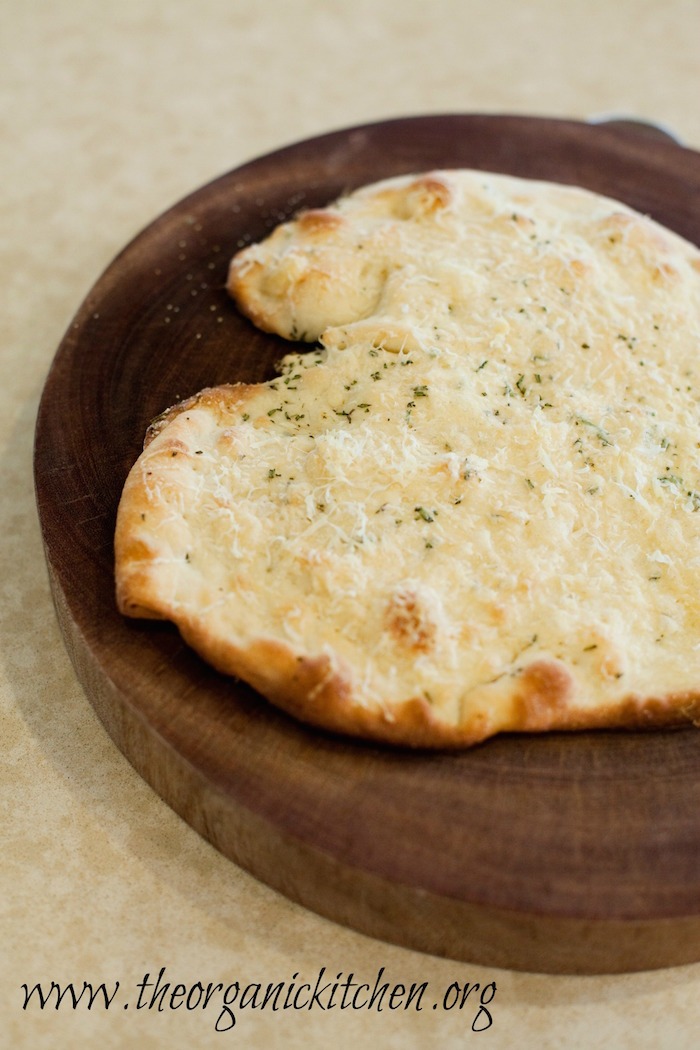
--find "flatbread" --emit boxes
[116,169,700,747]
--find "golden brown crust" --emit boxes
[295,209,346,233]
[159,623,494,748]
[144,384,256,445]
[511,660,574,730]
[225,172,459,342]
[384,585,438,654]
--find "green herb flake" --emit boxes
[575,416,613,447]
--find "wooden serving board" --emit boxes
[34,115,700,974]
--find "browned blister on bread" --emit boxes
[117,170,700,747]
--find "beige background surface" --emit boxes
[3,1,700,1046]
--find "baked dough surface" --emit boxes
[116,170,700,747]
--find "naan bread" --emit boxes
[116,170,700,747]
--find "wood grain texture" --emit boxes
[34,115,700,974]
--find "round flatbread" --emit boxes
[116,170,700,747]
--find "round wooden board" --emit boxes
[34,115,700,974]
